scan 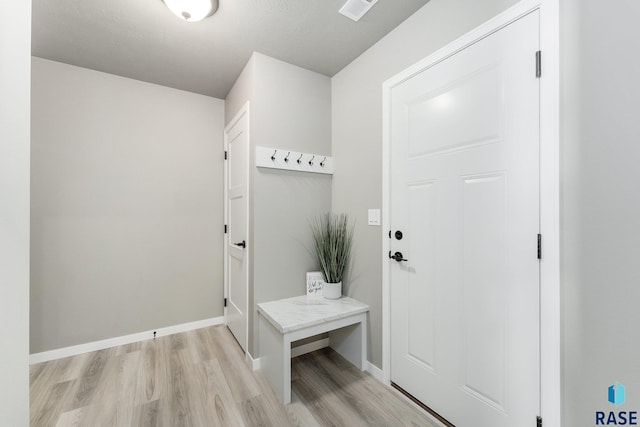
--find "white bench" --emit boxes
[257,295,369,404]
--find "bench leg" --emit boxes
[328,314,367,371]
[259,316,292,404]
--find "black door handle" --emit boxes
[234,240,246,249]
[389,251,407,262]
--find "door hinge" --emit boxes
[224,298,227,307]
[537,234,542,260]
[535,50,542,78]
[537,416,543,427]
[224,224,228,234]
[224,150,228,160]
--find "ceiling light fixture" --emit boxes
[162,0,219,22]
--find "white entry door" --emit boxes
[224,102,250,352]
[389,11,540,427]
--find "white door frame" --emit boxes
[224,101,251,354]
[381,0,560,425]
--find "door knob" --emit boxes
[389,251,407,262]
[234,240,246,249]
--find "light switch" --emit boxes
[368,209,381,226]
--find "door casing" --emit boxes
[381,0,560,425]
[224,101,251,355]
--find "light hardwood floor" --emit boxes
[30,325,439,426]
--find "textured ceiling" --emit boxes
[32,0,429,99]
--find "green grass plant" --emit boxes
[311,213,354,284]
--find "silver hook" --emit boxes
[320,157,327,167]
[308,155,315,166]
[297,153,304,164]
[284,152,290,163]
[271,149,277,161]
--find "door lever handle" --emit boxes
[234,240,246,249]
[389,251,407,262]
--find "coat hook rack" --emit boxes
[255,146,333,175]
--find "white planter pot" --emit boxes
[323,282,342,299]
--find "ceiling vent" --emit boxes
[339,0,379,22]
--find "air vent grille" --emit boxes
[339,0,379,22]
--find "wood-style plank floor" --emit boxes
[30,325,439,426]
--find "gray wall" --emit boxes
[331,0,520,368]
[224,56,255,132]
[561,1,640,425]
[30,58,226,353]
[0,1,30,424]
[226,53,332,357]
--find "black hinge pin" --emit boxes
[224,224,228,234]
[537,416,542,427]
[224,298,227,308]
[537,234,542,260]
[224,150,228,160]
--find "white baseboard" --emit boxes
[29,316,225,365]
[291,338,329,358]
[366,361,385,383]
[247,351,261,371]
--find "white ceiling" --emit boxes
[32,0,429,99]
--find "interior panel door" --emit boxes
[225,104,249,352]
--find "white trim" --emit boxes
[366,361,384,383]
[381,54,392,387]
[223,101,251,355]
[381,1,561,426]
[223,111,229,325]
[246,351,261,371]
[538,1,561,426]
[29,316,225,364]
[382,0,543,90]
[291,338,330,358]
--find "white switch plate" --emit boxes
[368,209,381,226]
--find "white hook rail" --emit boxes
[255,146,333,175]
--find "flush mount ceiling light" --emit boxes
[162,0,219,22]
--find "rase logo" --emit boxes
[610,383,627,407]
[596,382,637,425]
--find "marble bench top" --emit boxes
[257,295,369,334]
